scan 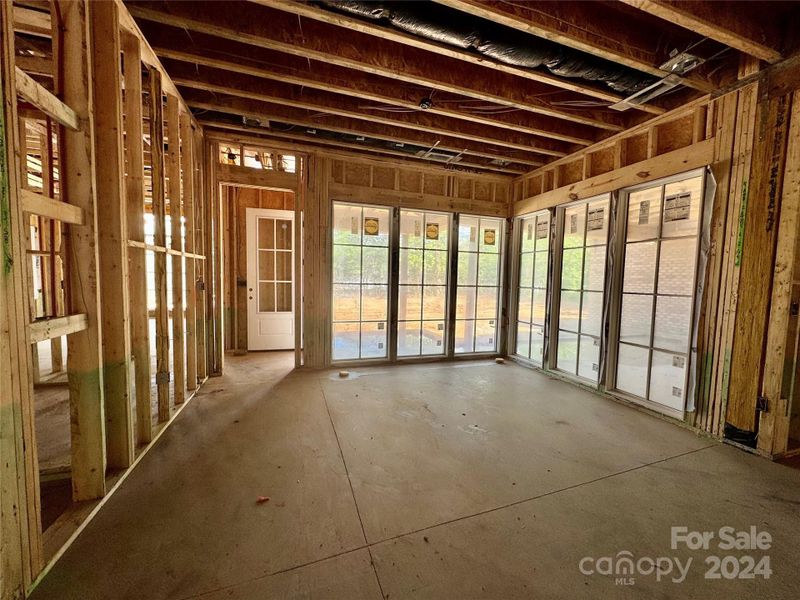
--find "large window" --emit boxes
[613,173,704,412]
[553,195,609,382]
[455,216,504,354]
[515,211,550,364]
[332,203,391,361]
[397,210,451,357]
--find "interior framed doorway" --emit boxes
[245,208,296,350]
[221,184,302,362]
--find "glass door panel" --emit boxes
[554,196,609,381]
[515,211,550,364]
[455,215,503,354]
[332,203,391,360]
[398,210,451,357]
[614,173,704,412]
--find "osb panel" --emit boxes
[474,180,492,202]
[513,180,524,202]
[344,162,370,187]
[656,114,694,155]
[495,182,508,203]
[561,159,583,186]
[423,173,446,196]
[258,189,295,210]
[331,159,344,184]
[398,169,422,193]
[372,165,395,190]
[524,175,541,198]
[589,148,614,177]
[625,133,648,165]
[456,177,473,199]
[543,170,554,192]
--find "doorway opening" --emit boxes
[222,186,301,359]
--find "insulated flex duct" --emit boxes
[320,0,657,94]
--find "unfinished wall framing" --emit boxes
[509,55,800,458]
[0,2,219,597]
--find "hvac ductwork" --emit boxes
[320,0,657,94]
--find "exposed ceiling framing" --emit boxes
[15,1,798,174]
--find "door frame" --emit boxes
[329,201,509,366]
[245,207,296,351]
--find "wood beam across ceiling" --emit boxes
[202,120,526,175]
[182,89,545,167]
[620,0,784,64]
[164,59,572,159]
[256,0,666,115]
[434,0,716,93]
[136,22,599,147]
[126,1,627,133]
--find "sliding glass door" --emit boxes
[611,172,704,413]
[454,216,504,354]
[331,205,509,363]
[515,210,550,364]
[397,210,451,357]
[331,203,392,361]
[553,195,610,382]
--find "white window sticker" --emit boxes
[638,200,650,225]
[587,207,604,231]
[664,192,691,222]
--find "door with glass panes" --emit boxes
[515,210,550,365]
[397,210,451,357]
[246,208,295,350]
[331,203,392,361]
[454,215,504,354]
[552,195,610,382]
[611,171,704,413]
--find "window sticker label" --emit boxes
[672,355,685,368]
[470,226,477,243]
[426,222,440,240]
[364,217,379,236]
[527,222,534,241]
[536,220,549,239]
[484,228,496,245]
[638,200,650,225]
[672,386,683,398]
[351,216,359,234]
[377,322,385,330]
[588,207,604,231]
[569,213,578,234]
[437,323,444,331]
[414,219,421,237]
[664,192,691,222]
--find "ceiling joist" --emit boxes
[255,0,664,115]
[203,120,525,175]
[164,60,571,159]
[433,0,716,93]
[126,1,628,132]
[183,89,545,167]
[136,23,598,146]
[620,0,784,64]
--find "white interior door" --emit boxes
[246,208,295,350]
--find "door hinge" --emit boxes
[756,395,768,413]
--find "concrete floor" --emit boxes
[30,353,800,600]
